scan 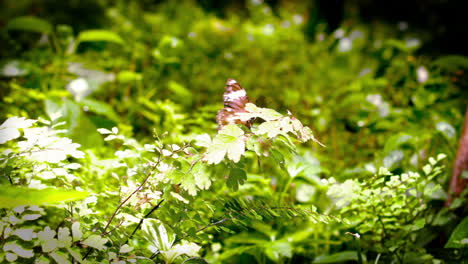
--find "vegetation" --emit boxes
[0,1,467,263]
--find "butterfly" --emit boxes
[216,78,252,130]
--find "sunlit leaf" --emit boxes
[82,235,108,250]
[77,29,124,44]
[3,242,34,258]
[205,125,245,164]
[142,219,175,252]
[0,186,89,208]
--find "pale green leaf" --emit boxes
[71,222,83,241]
[205,125,245,164]
[3,242,34,258]
[12,228,36,241]
[49,251,71,264]
[163,242,201,263]
[120,244,134,253]
[238,103,283,121]
[82,235,108,250]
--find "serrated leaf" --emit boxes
[227,168,247,191]
[205,125,245,164]
[238,103,283,121]
[6,16,52,33]
[77,30,124,44]
[0,186,89,208]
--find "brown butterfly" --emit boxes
[216,78,252,129]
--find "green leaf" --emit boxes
[182,257,209,264]
[227,168,247,191]
[6,16,52,33]
[445,217,468,248]
[205,125,245,164]
[78,98,119,122]
[0,186,89,208]
[3,242,34,258]
[313,251,358,263]
[49,251,71,264]
[238,103,283,121]
[117,71,142,83]
[142,219,175,252]
[77,30,124,45]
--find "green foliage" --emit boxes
[326,154,449,261]
[0,0,466,263]
[445,217,468,248]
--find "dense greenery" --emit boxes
[1,1,467,263]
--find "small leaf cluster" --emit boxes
[326,154,448,261]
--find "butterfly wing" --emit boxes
[216,79,252,129]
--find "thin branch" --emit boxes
[124,199,165,244]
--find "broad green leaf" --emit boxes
[313,251,358,263]
[77,30,124,45]
[0,186,89,208]
[445,217,468,248]
[6,16,52,33]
